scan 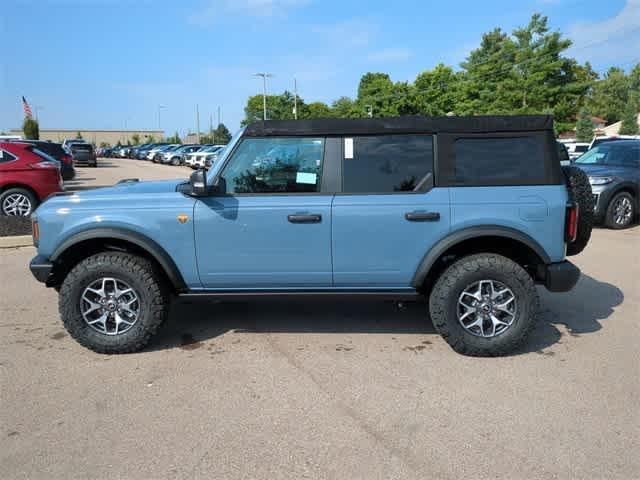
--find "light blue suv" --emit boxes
[29,116,593,356]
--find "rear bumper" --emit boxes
[30,255,53,283]
[539,260,581,292]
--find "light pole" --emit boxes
[34,106,43,122]
[253,72,273,120]
[293,78,298,120]
[157,104,166,130]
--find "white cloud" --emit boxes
[190,0,310,24]
[567,0,640,66]
[367,47,413,63]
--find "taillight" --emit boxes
[28,161,59,169]
[565,203,579,243]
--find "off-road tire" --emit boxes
[605,191,635,229]
[429,253,538,357]
[562,165,594,256]
[59,252,170,354]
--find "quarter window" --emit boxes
[221,137,324,194]
[342,135,434,193]
[0,149,17,163]
[453,136,546,184]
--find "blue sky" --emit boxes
[1,0,639,137]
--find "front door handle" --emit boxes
[288,214,322,223]
[405,211,440,222]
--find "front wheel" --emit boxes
[429,254,538,356]
[171,157,180,166]
[605,191,635,229]
[59,252,170,354]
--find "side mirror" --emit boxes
[189,169,207,196]
[211,176,226,195]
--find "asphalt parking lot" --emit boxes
[1,159,639,479]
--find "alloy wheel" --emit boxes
[2,193,32,216]
[613,197,633,226]
[80,277,140,335]
[457,279,517,338]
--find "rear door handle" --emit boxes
[288,214,322,223]
[405,211,440,222]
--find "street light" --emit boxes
[157,104,167,130]
[253,72,273,121]
[34,106,44,122]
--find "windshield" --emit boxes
[207,127,245,182]
[575,143,640,167]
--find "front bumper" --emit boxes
[30,255,53,283]
[539,260,581,292]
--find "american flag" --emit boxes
[22,96,33,118]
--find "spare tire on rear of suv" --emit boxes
[562,165,594,256]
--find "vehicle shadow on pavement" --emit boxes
[520,273,624,354]
[149,299,434,352]
[148,273,623,355]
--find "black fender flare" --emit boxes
[51,227,187,291]
[411,225,551,288]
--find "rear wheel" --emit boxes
[171,157,180,166]
[429,253,538,356]
[0,188,37,216]
[59,252,170,354]
[605,191,635,229]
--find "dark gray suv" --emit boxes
[574,140,640,228]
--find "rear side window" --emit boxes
[342,135,433,193]
[453,136,547,185]
[0,149,17,163]
[31,148,60,164]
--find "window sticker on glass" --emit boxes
[344,138,354,159]
[296,172,317,184]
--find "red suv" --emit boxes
[0,142,63,216]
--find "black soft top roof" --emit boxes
[244,115,554,137]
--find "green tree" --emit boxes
[22,118,39,140]
[618,103,639,135]
[213,123,231,143]
[575,107,594,141]
[75,131,83,139]
[165,131,182,144]
[302,102,332,119]
[586,67,630,124]
[355,72,415,117]
[331,96,358,118]
[131,133,141,144]
[146,135,155,144]
[458,14,591,133]
[414,63,462,115]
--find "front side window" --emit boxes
[342,135,434,193]
[221,137,324,194]
[453,136,546,184]
[575,144,640,167]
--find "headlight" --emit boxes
[588,176,614,185]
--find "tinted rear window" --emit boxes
[453,136,546,184]
[342,135,434,193]
[71,144,93,151]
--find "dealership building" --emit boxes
[8,128,164,146]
